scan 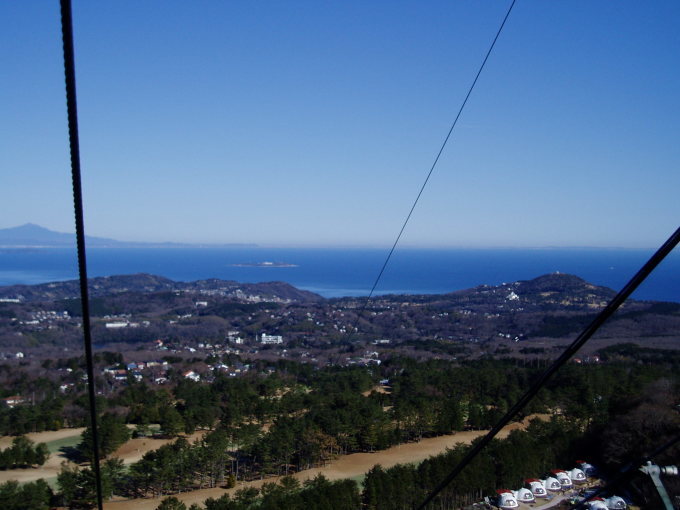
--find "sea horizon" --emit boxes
[0,246,678,303]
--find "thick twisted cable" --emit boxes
[59,1,105,508]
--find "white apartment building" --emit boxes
[260,333,283,344]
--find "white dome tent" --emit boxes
[495,489,519,509]
[569,467,587,484]
[605,496,627,509]
[525,478,548,498]
[543,476,562,492]
[513,487,535,504]
[587,498,609,510]
[577,459,597,476]
[551,469,573,489]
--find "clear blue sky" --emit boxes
[1,1,679,248]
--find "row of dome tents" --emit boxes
[495,461,597,509]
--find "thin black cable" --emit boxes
[59,1,104,509]
[345,0,517,341]
[572,433,680,510]
[416,226,680,509]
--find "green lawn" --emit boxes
[17,476,58,489]
[42,476,59,490]
[45,433,82,455]
[349,473,366,489]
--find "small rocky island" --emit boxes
[231,261,298,268]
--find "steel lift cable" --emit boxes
[416,226,680,509]
[59,0,105,508]
[345,0,517,341]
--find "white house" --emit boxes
[183,370,200,382]
[261,333,283,344]
[113,370,127,381]
[105,322,128,329]
[1,396,25,408]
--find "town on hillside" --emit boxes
[0,273,678,509]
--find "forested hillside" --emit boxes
[1,349,676,509]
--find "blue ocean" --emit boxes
[0,247,678,302]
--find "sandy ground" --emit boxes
[0,428,86,483]
[0,427,86,450]
[105,414,550,510]
[0,428,206,485]
[111,430,206,465]
[361,385,391,397]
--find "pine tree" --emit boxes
[156,496,187,510]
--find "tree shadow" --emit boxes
[59,445,85,463]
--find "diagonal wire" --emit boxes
[345,0,517,341]
[416,226,680,509]
[59,0,105,508]
[572,433,680,510]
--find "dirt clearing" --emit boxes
[0,428,207,486]
[0,427,85,450]
[361,385,391,397]
[105,414,549,510]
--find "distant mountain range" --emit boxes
[0,224,256,249]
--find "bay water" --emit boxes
[0,247,678,302]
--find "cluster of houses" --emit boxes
[101,356,254,386]
[102,360,169,384]
[346,351,382,367]
[13,310,70,330]
[494,461,626,509]
[30,310,70,322]
[207,361,251,378]
[572,355,601,365]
